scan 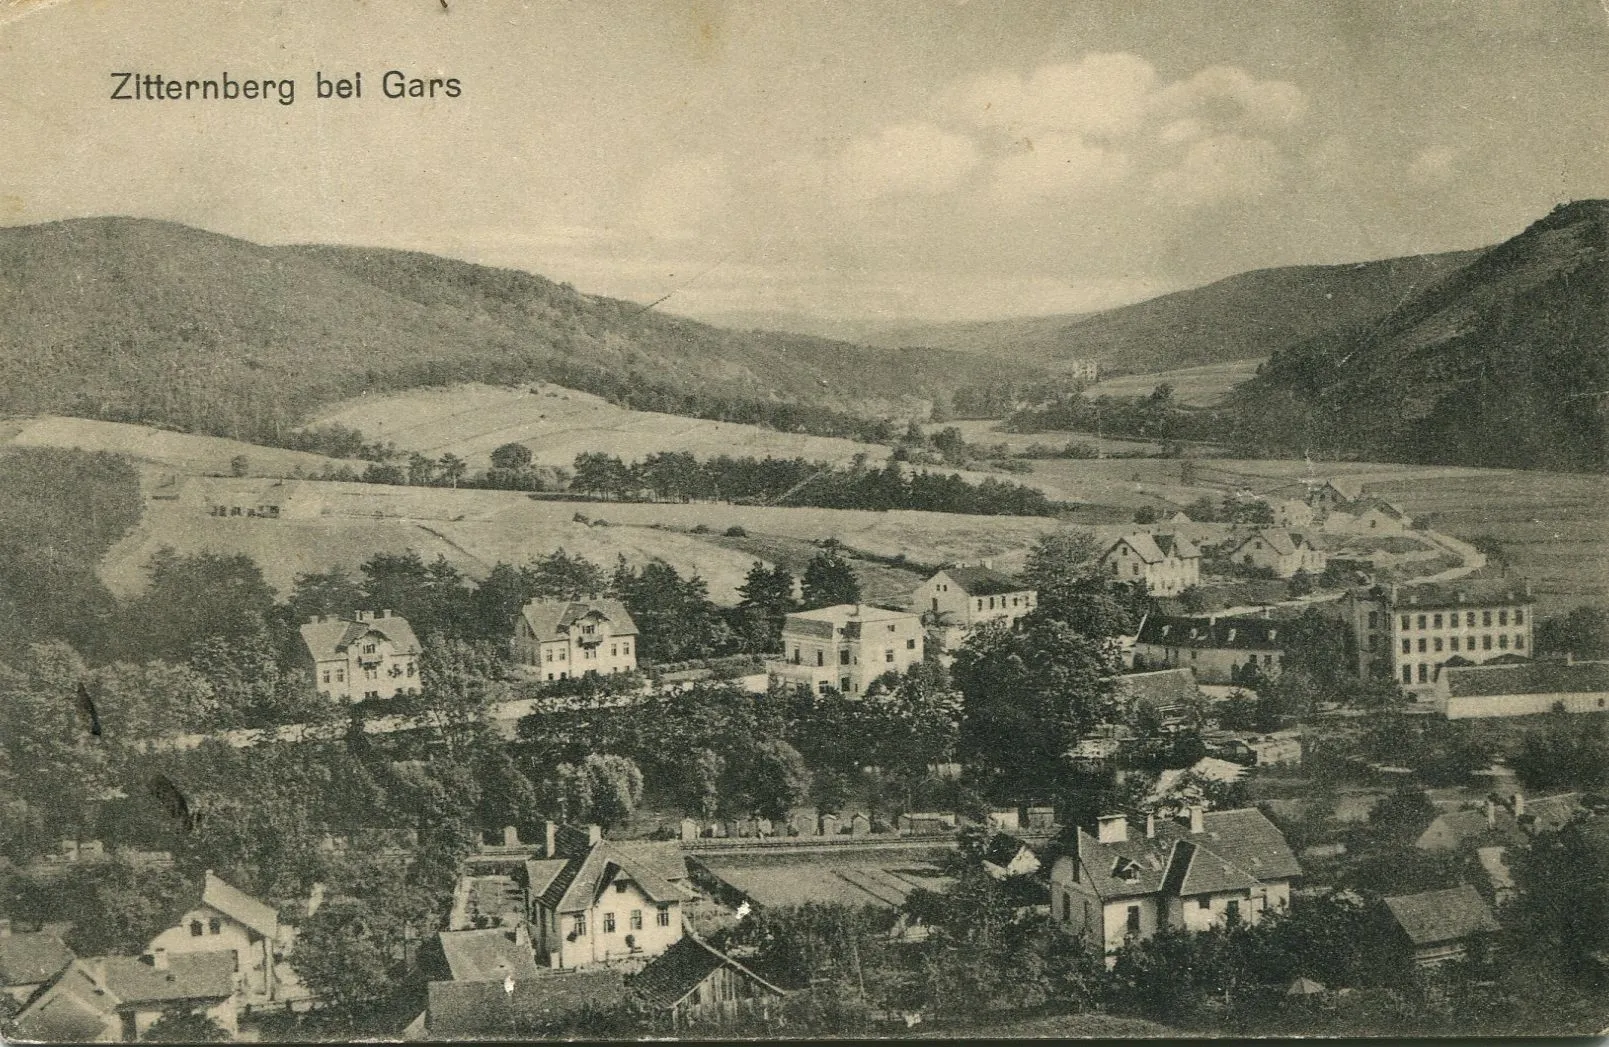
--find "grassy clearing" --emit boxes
[4,415,360,480]
[1083,358,1266,406]
[946,419,1164,456]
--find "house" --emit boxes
[146,871,285,1004]
[771,604,924,696]
[1322,497,1413,535]
[299,609,422,702]
[433,928,541,983]
[1304,477,1363,513]
[981,833,1042,880]
[1048,806,1299,963]
[1270,499,1316,529]
[0,923,75,1006]
[409,969,627,1040]
[1436,657,1609,718]
[912,564,1037,638]
[1223,529,1327,579]
[1131,614,1285,684]
[525,825,691,970]
[629,934,788,1029]
[1107,667,1203,727]
[1383,885,1502,967]
[1416,792,1583,851]
[1098,533,1200,596]
[7,960,122,1043]
[1342,579,1535,693]
[512,598,639,681]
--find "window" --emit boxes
[1499,610,1509,626]
[1400,615,1411,630]
[558,649,567,660]
[1483,611,1493,627]
[1368,611,1379,629]
[190,920,203,937]
[1198,897,1211,910]
[365,668,378,680]
[1483,635,1493,651]
[1417,614,1426,630]
[603,913,616,933]
[1402,665,1413,683]
[615,881,629,893]
[885,649,894,663]
[1126,905,1142,935]
[977,599,984,611]
[574,915,587,937]
[1226,900,1241,923]
[1401,639,1412,654]
[1434,638,1443,652]
[1417,638,1427,653]
[1515,610,1524,625]
[335,670,344,682]
[630,910,643,930]
[363,643,376,654]
[545,650,553,662]
[839,649,850,666]
[622,642,630,655]
[1466,612,1476,627]
[321,671,330,684]
[791,647,801,665]
[1515,635,1525,649]
[840,676,852,692]
[208,918,221,935]
[1433,614,1443,628]
[1418,664,1428,683]
[657,905,671,927]
[611,644,617,657]
[906,638,916,650]
[815,651,824,667]
[1499,635,1509,650]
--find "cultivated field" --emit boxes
[1082,358,1265,405]
[101,477,1065,603]
[946,419,1164,456]
[2,415,361,480]
[304,382,897,468]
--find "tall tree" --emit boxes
[736,561,796,650]
[801,547,861,609]
[489,442,534,471]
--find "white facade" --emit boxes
[1344,582,1534,694]
[300,610,421,702]
[1099,533,1200,596]
[772,604,925,695]
[513,599,639,680]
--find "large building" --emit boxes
[912,564,1037,652]
[1131,614,1286,684]
[1098,533,1200,596]
[1222,529,1327,579]
[1048,806,1299,964]
[1343,580,1534,694]
[772,604,925,695]
[512,598,639,681]
[299,610,422,702]
[1435,658,1609,719]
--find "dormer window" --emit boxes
[1112,857,1140,880]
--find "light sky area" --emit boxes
[3,0,1608,325]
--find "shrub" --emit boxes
[690,523,712,534]
[724,525,748,537]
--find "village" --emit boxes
[3,464,1606,1042]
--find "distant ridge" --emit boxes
[0,216,1021,443]
[1233,199,1609,471]
[869,251,1482,374]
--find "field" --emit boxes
[1083,358,1266,406]
[946,419,1164,457]
[100,477,1065,603]
[304,382,897,469]
[1,415,361,481]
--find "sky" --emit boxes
[3,0,1608,325]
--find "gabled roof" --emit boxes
[1107,532,1199,564]
[629,935,787,1010]
[202,870,279,938]
[1228,529,1303,558]
[981,833,1033,869]
[1384,885,1502,946]
[939,565,1027,597]
[0,931,75,987]
[524,859,571,901]
[96,951,237,1004]
[1316,477,1364,501]
[1188,808,1303,883]
[426,970,626,1036]
[519,598,639,642]
[10,961,120,1044]
[1136,614,1286,651]
[1445,660,1609,698]
[1071,807,1299,901]
[437,929,541,982]
[535,842,684,914]
[299,612,421,662]
[1384,578,1534,610]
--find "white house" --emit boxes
[912,565,1036,652]
[512,598,639,680]
[1343,579,1535,693]
[1223,529,1327,579]
[1048,807,1299,964]
[299,610,421,702]
[1098,533,1201,596]
[146,871,286,1005]
[1436,658,1609,718]
[771,604,924,695]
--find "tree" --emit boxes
[1021,530,1102,608]
[1535,604,1609,660]
[123,548,278,661]
[438,453,468,489]
[545,754,643,828]
[228,454,250,478]
[140,1007,231,1042]
[801,548,861,609]
[292,897,410,1010]
[1507,817,1609,985]
[736,561,796,650]
[614,560,732,662]
[490,441,534,471]
[738,739,812,820]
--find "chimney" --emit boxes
[1188,805,1205,835]
[1485,798,1497,829]
[151,948,169,971]
[1096,814,1128,844]
[1145,813,1156,839]
[586,824,602,847]
[1512,792,1525,818]
[502,825,520,849]
[543,821,558,858]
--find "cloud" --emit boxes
[836,121,980,200]
[1151,65,1308,136]
[633,154,731,240]
[990,133,1131,206]
[948,52,1159,139]
[1407,146,1458,187]
[1151,134,1285,205]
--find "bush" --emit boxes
[725,525,748,537]
[690,523,712,534]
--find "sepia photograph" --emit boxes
[1,0,1607,1040]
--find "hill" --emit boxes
[870,250,1480,374]
[1235,199,1609,471]
[0,217,1019,444]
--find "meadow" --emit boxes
[1081,358,1266,406]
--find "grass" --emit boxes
[6,415,359,480]
[1083,359,1266,406]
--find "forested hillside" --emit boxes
[0,218,1019,445]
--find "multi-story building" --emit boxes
[1343,579,1535,694]
[1048,807,1299,964]
[771,604,924,695]
[1098,532,1200,596]
[1131,614,1286,684]
[299,610,422,702]
[512,598,639,680]
[912,564,1037,652]
[1223,529,1327,579]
